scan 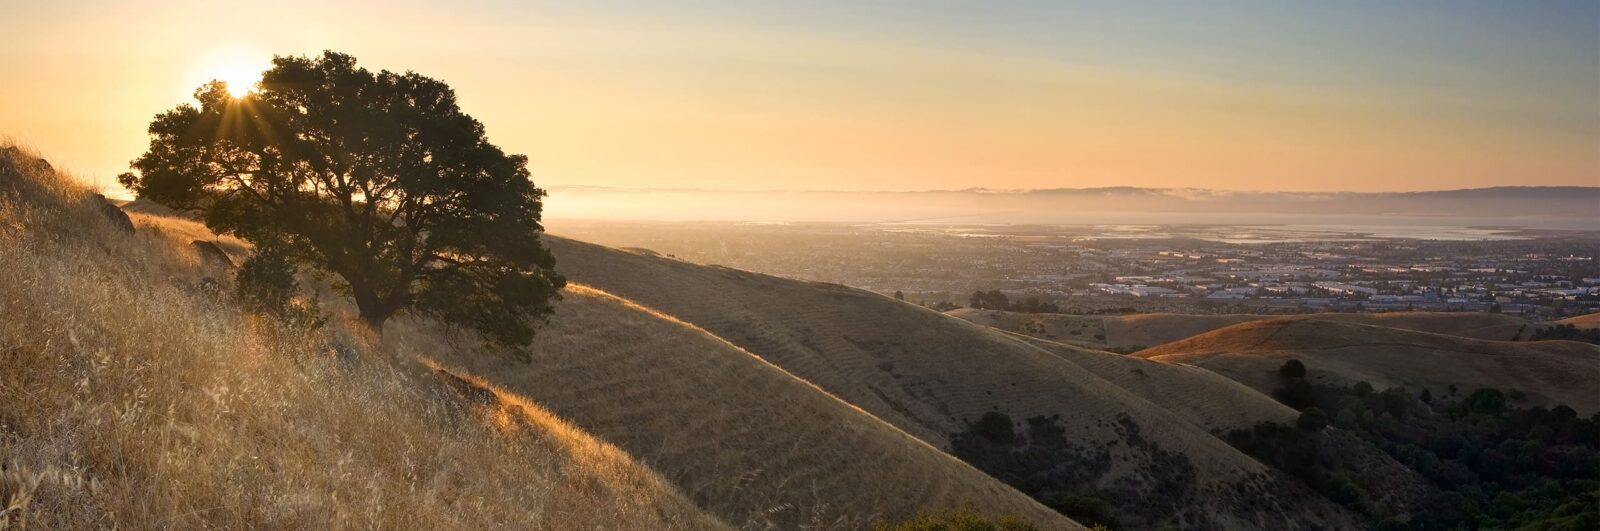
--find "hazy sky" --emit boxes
[2,0,1596,194]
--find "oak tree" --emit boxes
[120,51,565,346]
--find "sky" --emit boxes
[1,0,1596,195]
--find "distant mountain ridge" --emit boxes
[545,185,1600,223]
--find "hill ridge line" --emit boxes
[415,354,663,466]
[1144,316,1600,358]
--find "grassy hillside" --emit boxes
[1303,312,1534,341]
[1008,335,1298,433]
[410,284,1075,529]
[952,309,1540,349]
[543,237,1360,530]
[1140,317,1600,414]
[1450,312,1600,342]
[950,310,1262,350]
[1559,312,1600,328]
[0,146,724,529]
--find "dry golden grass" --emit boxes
[1557,312,1600,328]
[407,284,1076,530]
[1300,312,1534,340]
[542,237,1360,530]
[1006,334,1298,433]
[0,146,723,530]
[950,313,1299,432]
[949,310,1263,350]
[1442,311,1598,341]
[954,307,1597,426]
[1140,317,1600,414]
[951,309,1538,350]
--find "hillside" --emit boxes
[1303,312,1535,341]
[1139,318,1600,414]
[1558,312,1600,328]
[950,310,1262,350]
[410,284,1074,529]
[1444,312,1600,341]
[544,237,1360,529]
[1005,334,1299,433]
[0,147,727,528]
[951,309,1544,349]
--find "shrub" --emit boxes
[948,413,1196,527]
[972,412,1018,445]
[1457,388,1506,416]
[1232,379,1600,530]
[235,238,325,330]
[1529,323,1600,344]
[1045,494,1120,529]
[1297,407,1330,432]
[1279,359,1307,378]
[1275,378,1317,410]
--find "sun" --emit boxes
[215,61,262,97]
[189,49,268,98]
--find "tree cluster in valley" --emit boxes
[969,290,1060,314]
[1231,359,1600,530]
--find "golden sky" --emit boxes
[2,0,1596,194]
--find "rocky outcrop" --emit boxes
[191,240,234,268]
[0,146,53,175]
[92,193,134,234]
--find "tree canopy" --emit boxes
[119,51,565,346]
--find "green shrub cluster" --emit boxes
[1234,361,1600,530]
[949,412,1198,529]
[1528,323,1600,344]
[235,239,325,330]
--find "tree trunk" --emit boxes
[359,309,389,334]
[353,288,393,335]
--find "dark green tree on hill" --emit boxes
[970,290,1010,310]
[1530,323,1600,344]
[1279,359,1307,378]
[119,51,565,346]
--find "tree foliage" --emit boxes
[1530,324,1600,345]
[119,51,565,345]
[968,290,1059,313]
[1239,364,1600,530]
[234,237,326,329]
[1296,407,1329,432]
[970,290,1010,310]
[1279,359,1307,379]
[950,412,1197,529]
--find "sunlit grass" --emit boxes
[0,145,722,529]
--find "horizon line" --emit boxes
[545,184,1600,196]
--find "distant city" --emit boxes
[550,221,1600,320]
